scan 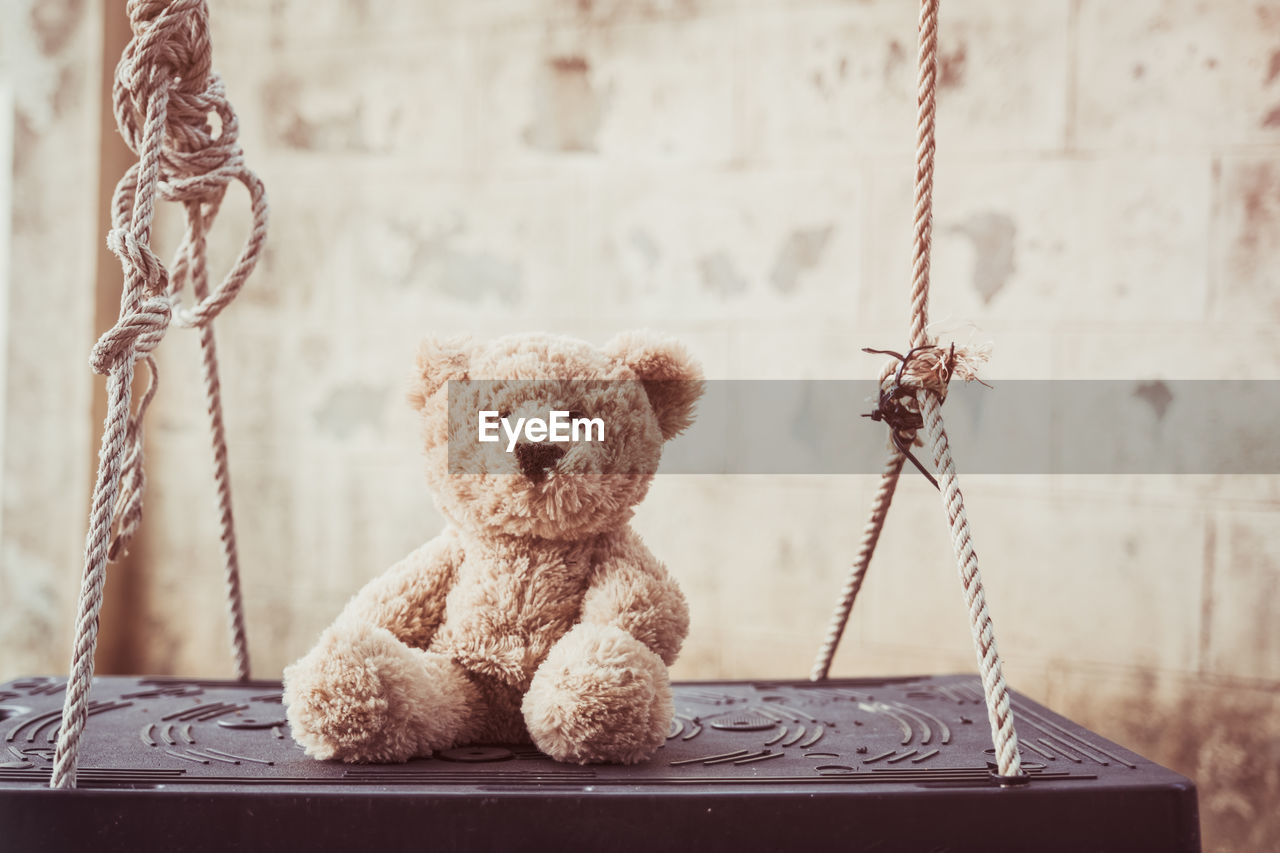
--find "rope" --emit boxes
[809,451,904,681]
[178,197,253,680]
[810,0,1023,781]
[918,391,1020,776]
[908,0,939,352]
[51,0,267,788]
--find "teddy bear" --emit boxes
[283,331,702,765]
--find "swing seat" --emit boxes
[0,674,1198,852]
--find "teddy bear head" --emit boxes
[408,331,703,540]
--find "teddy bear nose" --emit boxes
[514,442,566,481]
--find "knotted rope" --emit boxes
[810,0,1023,782]
[51,0,267,789]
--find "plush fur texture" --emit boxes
[284,332,701,765]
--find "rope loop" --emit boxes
[166,166,269,329]
[156,75,244,202]
[89,296,172,375]
[111,0,268,331]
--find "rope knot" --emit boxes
[107,228,168,293]
[114,0,216,160]
[862,342,989,488]
[89,297,172,375]
[106,0,268,331]
[158,77,244,204]
[125,0,212,91]
[875,341,987,402]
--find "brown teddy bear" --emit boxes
[283,331,702,765]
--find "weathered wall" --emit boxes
[0,0,99,678]
[3,2,1279,850]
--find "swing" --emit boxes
[0,1,1199,850]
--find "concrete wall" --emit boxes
[3,2,1279,850]
[0,0,100,680]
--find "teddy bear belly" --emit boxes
[427,622,569,691]
[426,550,595,690]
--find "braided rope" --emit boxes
[810,0,1023,781]
[908,0,939,351]
[810,451,905,681]
[918,392,1020,776]
[51,0,266,788]
[182,197,252,679]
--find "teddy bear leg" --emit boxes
[522,623,673,765]
[283,622,480,763]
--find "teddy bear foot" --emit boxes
[283,622,479,763]
[522,624,673,765]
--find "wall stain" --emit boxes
[12,110,38,179]
[1267,50,1280,85]
[697,251,747,298]
[938,42,968,90]
[345,0,372,23]
[265,0,288,51]
[788,385,820,455]
[952,212,1016,305]
[1133,380,1174,421]
[524,55,607,153]
[314,382,390,439]
[1220,521,1280,672]
[0,545,59,666]
[29,0,84,57]
[1237,161,1279,254]
[770,226,834,294]
[263,76,312,149]
[630,228,660,270]
[551,56,590,74]
[262,75,368,152]
[1262,106,1280,128]
[1073,680,1280,853]
[566,0,699,24]
[51,64,79,118]
[388,221,525,304]
[884,39,907,82]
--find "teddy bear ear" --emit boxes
[407,335,472,410]
[605,331,705,440]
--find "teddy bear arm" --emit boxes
[335,533,462,650]
[579,557,690,667]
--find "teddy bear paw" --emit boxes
[522,624,673,765]
[283,622,475,763]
